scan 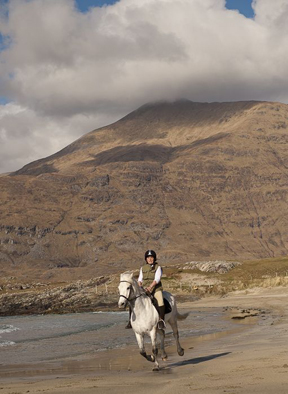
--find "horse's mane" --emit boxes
[120,271,142,294]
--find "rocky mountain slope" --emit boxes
[0,100,288,282]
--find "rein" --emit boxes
[119,280,146,304]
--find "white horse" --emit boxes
[118,272,189,371]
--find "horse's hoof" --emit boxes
[153,366,160,372]
[162,357,168,361]
[178,349,184,357]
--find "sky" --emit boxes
[225,0,255,18]
[1,0,288,173]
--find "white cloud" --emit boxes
[253,0,288,28]
[0,0,288,172]
[0,102,119,173]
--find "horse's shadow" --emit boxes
[159,352,231,372]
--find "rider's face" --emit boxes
[146,256,155,265]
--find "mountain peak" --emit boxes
[12,100,280,176]
[2,100,288,281]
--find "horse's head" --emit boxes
[118,272,134,309]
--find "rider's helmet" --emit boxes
[144,249,157,262]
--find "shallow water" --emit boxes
[0,307,239,366]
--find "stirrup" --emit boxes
[158,319,166,330]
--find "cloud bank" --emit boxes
[0,0,288,173]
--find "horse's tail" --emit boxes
[176,311,189,321]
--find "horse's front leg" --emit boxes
[149,327,160,371]
[135,332,150,361]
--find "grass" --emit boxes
[161,256,288,297]
[1,256,288,299]
[223,256,288,282]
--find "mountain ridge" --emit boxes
[1,100,288,281]
[13,100,264,176]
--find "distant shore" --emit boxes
[1,286,288,394]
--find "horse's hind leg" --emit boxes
[169,319,184,356]
[158,329,167,361]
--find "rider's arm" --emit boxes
[147,266,162,293]
[154,266,162,283]
[138,267,143,286]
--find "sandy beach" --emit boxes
[1,286,287,394]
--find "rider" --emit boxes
[125,249,166,330]
[138,249,166,330]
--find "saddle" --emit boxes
[147,292,172,315]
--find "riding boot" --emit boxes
[125,306,132,329]
[158,305,166,330]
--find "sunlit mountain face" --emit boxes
[1,100,288,281]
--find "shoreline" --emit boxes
[1,286,287,393]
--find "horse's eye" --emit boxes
[127,286,131,290]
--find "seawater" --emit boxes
[0,308,237,366]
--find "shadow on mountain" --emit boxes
[12,163,59,176]
[80,133,228,167]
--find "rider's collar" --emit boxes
[147,262,157,269]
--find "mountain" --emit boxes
[1,100,288,282]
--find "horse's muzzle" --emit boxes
[118,297,127,309]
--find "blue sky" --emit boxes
[75,0,119,12]
[225,0,255,18]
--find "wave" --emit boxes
[93,311,128,315]
[0,324,20,334]
[0,340,16,347]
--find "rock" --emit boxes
[0,275,118,316]
[183,261,242,274]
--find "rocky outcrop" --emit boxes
[224,306,267,320]
[182,261,242,274]
[0,277,118,316]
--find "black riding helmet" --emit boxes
[144,249,157,262]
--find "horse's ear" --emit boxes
[120,271,134,280]
[124,271,134,280]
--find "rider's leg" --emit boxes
[154,291,166,329]
[125,305,132,329]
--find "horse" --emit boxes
[118,272,189,371]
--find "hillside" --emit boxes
[0,100,288,282]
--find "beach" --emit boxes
[1,286,287,393]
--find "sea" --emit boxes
[0,307,240,368]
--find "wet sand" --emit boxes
[1,286,288,394]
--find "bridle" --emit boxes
[119,280,146,304]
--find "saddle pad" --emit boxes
[164,298,172,314]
